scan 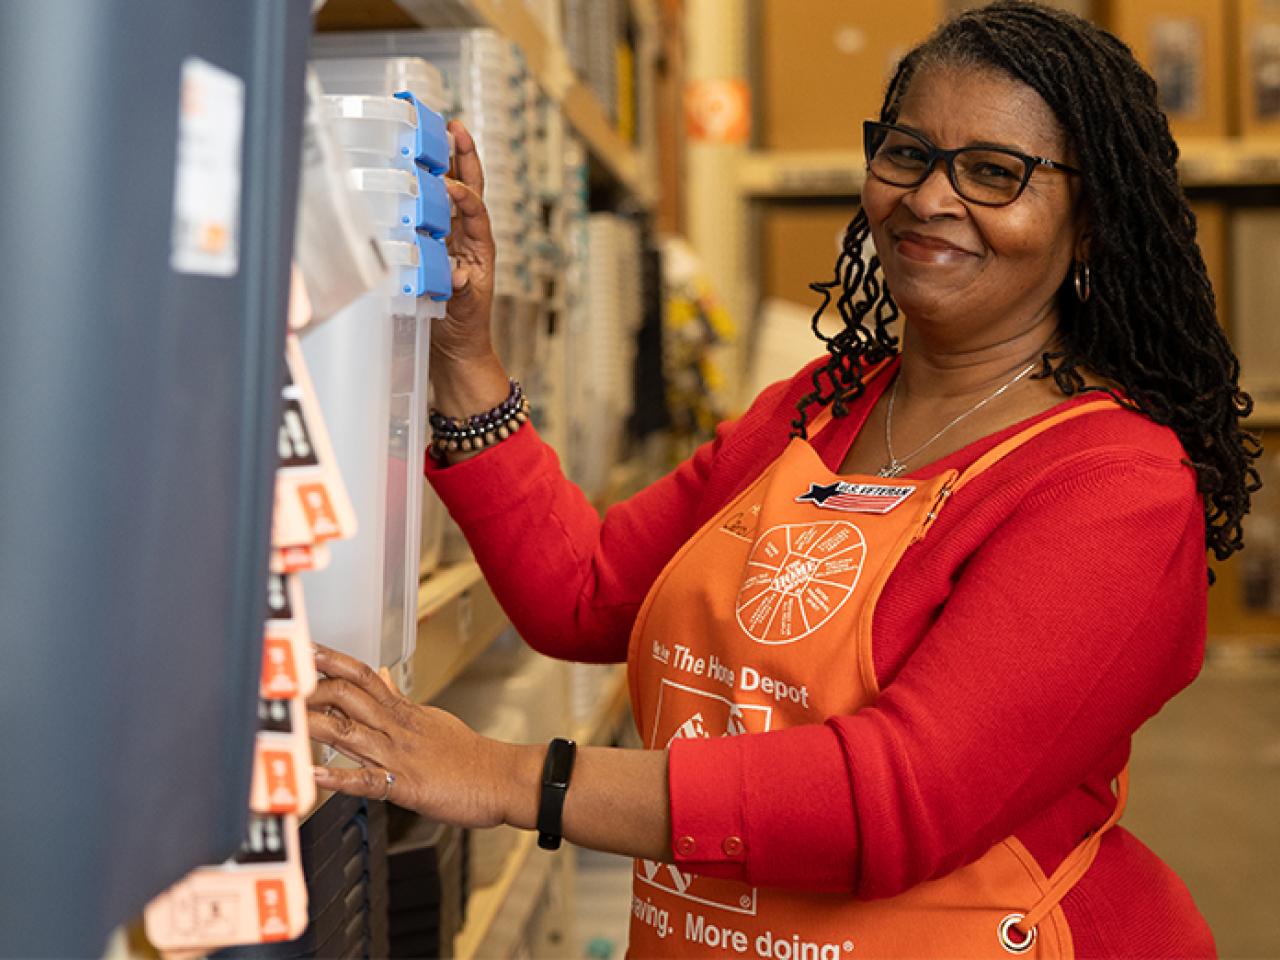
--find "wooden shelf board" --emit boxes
[573,668,632,746]
[1179,138,1280,188]
[315,0,416,29]
[419,559,484,619]
[454,830,545,960]
[1246,400,1280,430]
[413,570,510,704]
[737,150,867,198]
[453,670,629,959]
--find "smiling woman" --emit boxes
[310,3,1254,957]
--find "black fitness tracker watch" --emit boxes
[537,737,577,850]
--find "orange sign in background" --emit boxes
[685,78,751,143]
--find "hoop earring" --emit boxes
[1074,260,1092,303]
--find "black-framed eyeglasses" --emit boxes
[862,120,1081,207]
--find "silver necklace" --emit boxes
[878,361,1038,478]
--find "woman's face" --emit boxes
[861,65,1085,346]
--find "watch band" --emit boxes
[537,737,577,851]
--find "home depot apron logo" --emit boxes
[736,521,866,645]
[636,680,772,916]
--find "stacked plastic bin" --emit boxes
[311,30,533,302]
[300,58,452,689]
[564,212,644,500]
[564,0,620,124]
[559,138,592,488]
[312,31,547,574]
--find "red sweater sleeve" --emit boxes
[668,448,1206,894]
[424,369,804,662]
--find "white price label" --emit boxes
[170,57,245,277]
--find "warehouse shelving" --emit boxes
[413,560,508,703]
[736,150,867,198]
[316,0,658,207]
[454,666,630,960]
[733,139,1280,199]
[1247,401,1280,430]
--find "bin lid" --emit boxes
[319,94,416,126]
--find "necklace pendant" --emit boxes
[877,461,907,478]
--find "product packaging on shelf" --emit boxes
[275,334,359,551]
[1231,208,1280,400]
[144,814,309,953]
[1102,0,1230,138]
[262,573,319,701]
[250,696,317,816]
[1237,0,1280,137]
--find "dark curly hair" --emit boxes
[792,0,1261,565]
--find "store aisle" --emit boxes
[573,848,635,959]
[1125,647,1280,959]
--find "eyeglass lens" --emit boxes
[867,126,1029,205]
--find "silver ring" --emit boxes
[378,770,395,803]
[998,914,1036,954]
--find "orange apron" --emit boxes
[626,367,1125,958]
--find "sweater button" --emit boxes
[722,836,743,856]
[675,835,697,857]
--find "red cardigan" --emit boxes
[427,356,1216,957]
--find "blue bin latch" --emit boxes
[415,165,451,239]
[394,91,450,175]
[416,233,452,302]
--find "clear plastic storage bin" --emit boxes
[348,167,419,237]
[320,94,418,170]
[312,56,448,112]
[299,269,430,683]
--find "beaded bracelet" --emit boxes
[429,378,530,457]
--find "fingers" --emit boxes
[448,119,485,198]
[313,645,400,708]
[313,763,396,803]
[309,676,395,732]
[445,177,493,246]
[307,705,390,766]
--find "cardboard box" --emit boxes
[1230,208,1280,400]
[1101,0,1231,138]
[1236,0,1280,137]
[1189,201,1230,333]
[760,201,860,305]
[1208,431,1280,642]
[758,1,945,151]
[949,0,1093,17]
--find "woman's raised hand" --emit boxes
[436,119,497,363]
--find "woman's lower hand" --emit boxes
[307,644,514,828]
